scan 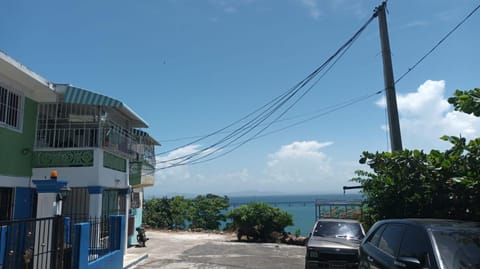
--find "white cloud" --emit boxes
[260,140,355,193]
[148,144,256,195]
[266,141,333,183]
[147,140,360,196]
[297,0,372,20]
[300,0,322,20]
[377,80,480,150]
[154,145,201,181]
[209,0,254,14]
[224,7,237,13]
[401,20,428,29]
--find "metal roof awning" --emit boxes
[133,129,161,146]
[64,85,123,107]
[56,84,149,128]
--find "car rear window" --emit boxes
[313,221,364,240]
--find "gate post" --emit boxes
[32,173,70,269]
[52,215,65,269]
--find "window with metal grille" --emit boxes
[131,192,140,208]
[0,85,23,131]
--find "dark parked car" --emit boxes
[305,218,365,269]
[359,219,480,269]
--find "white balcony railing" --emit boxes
[35,126,156,166]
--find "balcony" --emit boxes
[34,104,158,166]
[129,161,155,187]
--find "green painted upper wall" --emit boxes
[0,97,37,177]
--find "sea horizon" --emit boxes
[144,192,365,237]
[226,193,363,236]
[145,191,363,200]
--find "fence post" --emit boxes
[72,223,90,269]
[108,216,125,254]
[0,225,6,268]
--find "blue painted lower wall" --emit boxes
[86,250,123,269]
[73,215,125,269]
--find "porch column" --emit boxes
[87,186,104,218]
[119,187,131,252]
[32,178,69,269]
[88,186,104,250]
[33,179,68,218]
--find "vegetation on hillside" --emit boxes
[143,194,229,230]
[353,88,480,226]
[143,195,294,242]
[226,202,294,242]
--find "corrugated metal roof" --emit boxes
[64,85,123,107]
[133,129,161,145]
[57,84,149,128]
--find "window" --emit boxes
[0,85,23,131]
[398,227,431,267]
[433,229,480,268]
[131,192,141,208]
[367,224,387,246]
[313,221,364,239]
[378,224,405,256]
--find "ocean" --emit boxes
[227,193,363,236]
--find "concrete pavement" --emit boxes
[123,230,306,269]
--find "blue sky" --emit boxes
[3,0,479,196]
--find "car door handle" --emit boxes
[367,256,374,262]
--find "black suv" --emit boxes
[359,219,480,269]
[305,218,365,269]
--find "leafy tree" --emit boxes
[187,194,230,230]
[143,196,189,229]
[448,88,480,116]
[168,196,190,229]
[353,88,480,226]
[227,202,293,242]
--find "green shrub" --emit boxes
[227,202,293,242]
[143,194,229,230]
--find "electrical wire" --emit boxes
[148,13,377,172]
[394,2,480,84]
[146,1,480,174]
[184,26,375,167]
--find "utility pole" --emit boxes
[375,1,403,152]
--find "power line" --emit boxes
[148,1,480,174]
[186,90,384,167]
[160,88,379,144]
[395,2,480,84]
[150,13,377,171]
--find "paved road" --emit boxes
[129,230,306,269]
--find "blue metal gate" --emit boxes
[0,216,64,269]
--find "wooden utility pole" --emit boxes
[375,1,403,152]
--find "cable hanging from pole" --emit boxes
[146,12,378,174]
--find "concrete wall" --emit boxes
[127,207,144,246]
[0,97,37,179]
[32,149,128,188]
